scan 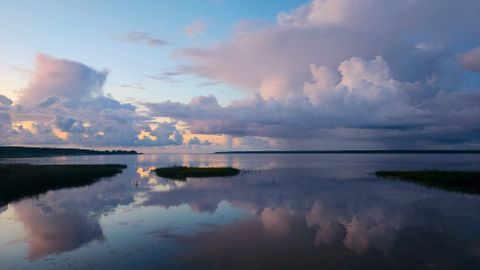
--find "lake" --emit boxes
[1,153,480,269]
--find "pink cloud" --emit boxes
[457,47,480,72]
[1,54,186,147]
[20,54,108,107]
[180,0,480,101]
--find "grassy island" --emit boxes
[0,164,127,206]
[154,166,240,180]
[375,170,480,194]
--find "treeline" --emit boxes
[0,146,139,158]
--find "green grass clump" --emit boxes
[0,164,126,206]
[375,170,480,194]
[154,166,240,180]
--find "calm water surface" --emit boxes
[1,154,480,269]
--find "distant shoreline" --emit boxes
[0,146,140,159]
[214,150,480,154]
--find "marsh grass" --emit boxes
[154,166,240,180]
[375,170,480,194]
[0,164,126,206]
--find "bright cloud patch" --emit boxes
[1,54,183,147]
[148,52,480,148]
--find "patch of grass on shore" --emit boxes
[375,170,480,194]
[154,166,240,180]
[0,164,126,206]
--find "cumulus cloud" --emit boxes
[147,54,480,148]
[55,115,86,133]
[144,0,480,148]
[4,0,480,149]
[1,54,185,147]
[20,54,109,108]
[119,31,167,47]
[181,0,480,99]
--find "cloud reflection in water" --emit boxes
[2,154,480,269]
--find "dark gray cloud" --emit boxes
[188,136,211,146]
[0,95,13,107]
[55,115,85,133]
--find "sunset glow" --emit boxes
[1,0,479,152]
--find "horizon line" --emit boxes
[214,150,480,154]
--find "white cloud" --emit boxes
[1,54,185,147]
[20,54,109,108]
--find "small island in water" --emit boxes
[375,170,480,194]
[154,166,240,180]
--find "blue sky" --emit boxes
[1,0,480,151]
[0,0,306,104]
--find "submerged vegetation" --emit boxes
[0,164,126,206]
[375,170,480,194]
[154,166,240,180]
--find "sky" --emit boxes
[1,0,480,152]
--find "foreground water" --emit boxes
[1,153,480,269]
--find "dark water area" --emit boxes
[1,153,480,269]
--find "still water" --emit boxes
[1,153,480,269]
